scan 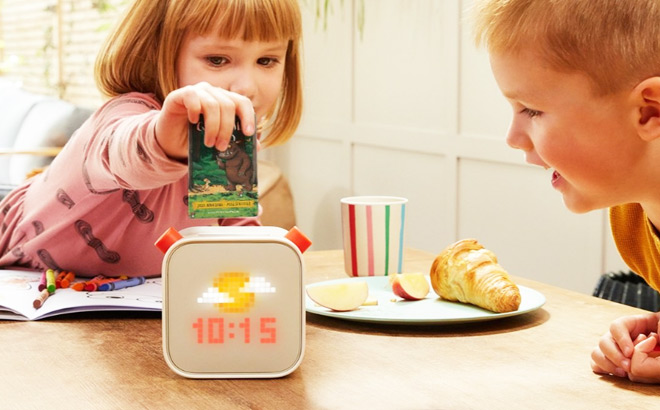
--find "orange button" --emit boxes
[155,227,183,254]
[285,226,312,253]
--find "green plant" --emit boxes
[305,0,365,37]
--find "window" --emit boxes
[0,0,126,107]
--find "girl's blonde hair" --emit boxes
[95,0,303,146]
[472,0,660,95]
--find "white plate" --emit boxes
[305,276,546,325]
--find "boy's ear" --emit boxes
[633,77,660,141]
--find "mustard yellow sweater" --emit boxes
[610,204,660,292]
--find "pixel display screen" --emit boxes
[164,241,304,376]
[193,272,277,344]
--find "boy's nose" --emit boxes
[505,122,533,152]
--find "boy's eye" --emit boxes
[521,108,542,118]
[206,56,228,66]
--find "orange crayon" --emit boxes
[60,271,75,288]
[55,270,66,289]
[71,282,86,291]
[72,275,105,291]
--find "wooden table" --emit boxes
[0,249,657,409]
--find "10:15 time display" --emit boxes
[192,317,277,344]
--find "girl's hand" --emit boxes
[590,312,660,383]
[155,82,255,160]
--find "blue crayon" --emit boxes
[97,276,145,291]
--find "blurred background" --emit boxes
[0,0,628,293]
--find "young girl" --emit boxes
[0,0,303,277]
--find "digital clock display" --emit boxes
[192,317,276,344]
[163,241,304,376]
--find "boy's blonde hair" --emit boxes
[95,0,303,146]
[473,0,660,95]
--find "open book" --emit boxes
[0,268,162,320]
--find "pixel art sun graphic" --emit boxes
[196,272,276,313]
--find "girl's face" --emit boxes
[489,49,646,213]
[176,31,288,122]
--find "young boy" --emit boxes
[473,0,660,383]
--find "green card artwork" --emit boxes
[188,116,258,219]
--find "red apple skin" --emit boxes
[391,277,415,300]
[390,273,430,300]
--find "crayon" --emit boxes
[38,271,47,291]
[46,269,56,294]
[72,274,105,291]
[98,276,145,291]
[83,276,127,292]
[33,289,49,309]
[71,282,86,291]
[60,271,75,289]
[84,279,108,292]
[84,281,100,292]
[55,270,66,289]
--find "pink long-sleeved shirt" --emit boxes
[0,92,258,277]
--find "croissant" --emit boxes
[430,239,521,313]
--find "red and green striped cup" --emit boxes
[340,196,407,277]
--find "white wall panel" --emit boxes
[354,0,457,131]
[299,1,353,124]
[269,137,351,251]
[458,5,511,138]
[353,144,453,255]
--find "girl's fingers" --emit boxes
[231,93,256,136]
[215,97,236,151]
[178,84,205,124]
[161,82,255,152]
[197,89,222,148]
[202,87,254,150]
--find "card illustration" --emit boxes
[188,116,258,219]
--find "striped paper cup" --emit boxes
[340,196,407,277]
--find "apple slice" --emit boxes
[307,281,369,311]
[390,272,430,300]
